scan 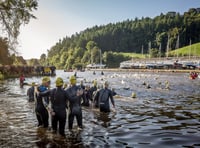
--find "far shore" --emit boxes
[87,68,200,73]
[1,68,199,80]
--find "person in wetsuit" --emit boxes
[38,77,69,136]
[89,80,98,101]
[66,75,83,130]
[35,76,50,128]
[78,80,86,106]
[82,85,91,106]
[94,81,115,113]
[27,82,35,102]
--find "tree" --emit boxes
[81,50,90,64]
[60,51,68,67]
[65,55,75,70]
[91,46,100,64]
[73,47,84,59]
[13,55,27,65]
[149,48,159,58]
[0,0,38,51]
[86,41,97,51]
[0,37,12,64]
[27,58,39,66]
[39,53,46,66]
[86,41,98,64]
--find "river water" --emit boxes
[0,70,200,148]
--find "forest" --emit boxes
[46,8,200,69]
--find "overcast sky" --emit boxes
[18,0,200,59]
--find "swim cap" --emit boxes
[93,80,97,86]
[104,81,109,86]
[42,76,50,83]
[69,75,76,85]
[56,77,64,87]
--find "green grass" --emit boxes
[115,42,200,59]
[169,42,200,57]
[118,52,147,58]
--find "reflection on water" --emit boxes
[0,70,200,147]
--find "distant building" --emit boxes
[167,11,176,17]
[196,8,200,13]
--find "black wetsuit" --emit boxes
[94,87,115,113]
[39,87,68,136]
[66,85,83,130]
[27,86,34,102]
[82,88,91,106]
[78,84,88,106]
[35,85,49,128]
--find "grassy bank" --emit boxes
[169,42,200,57]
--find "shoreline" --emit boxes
[87,68,200,73]
[1,68,199,80]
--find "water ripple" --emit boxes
[0,70,200,147]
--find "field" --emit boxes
[119,42,200,58]
[169,42,200,57]
[118,52,147,58]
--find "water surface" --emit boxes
[0,70,200,147]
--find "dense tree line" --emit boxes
[47,8,200,69]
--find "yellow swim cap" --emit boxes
[56,77,64,87]
[42,76,50,83]
[31,82,35,86]
[69,75,76,85]
[131,92,136,98]
[93,80,97,86]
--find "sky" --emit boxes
[18,0,200,59]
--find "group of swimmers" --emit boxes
[26,75,115,137]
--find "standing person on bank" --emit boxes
[35,76,50,128]
[66,75,83,130]
[38,77,69,136]
[94,81,115,113]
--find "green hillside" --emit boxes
[119,52,147,58]
[45,8,200,69]
[169,42,200,57]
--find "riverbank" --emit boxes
[88,68,200,73]
[1,68,199,80]
[0,65,56,80]
[0,72,56,80]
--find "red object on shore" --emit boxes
[190,72,198,79]
[19,74,25,88]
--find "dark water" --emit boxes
[0,70,200,148]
